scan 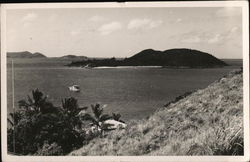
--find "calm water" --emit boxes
[7,58,242,120]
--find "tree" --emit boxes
[82,104,112,136]
[7,89,126,155]
[8,89,62,154]
[61,97,88,131]
[18,89,58,115]
[7,89,87,155]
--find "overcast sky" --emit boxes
[6,7,242,58]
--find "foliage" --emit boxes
[112,113,125,123]
[81,104,112,136]
[8,89,125,155]
[7,89,85,155]
[61,97,88,132]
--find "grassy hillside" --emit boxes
[70,69,243,156]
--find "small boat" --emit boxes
[69,85,80,92]
[81,64,92,69]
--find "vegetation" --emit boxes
[68,48,228,68]
[112,113,125,123]
[81,104,113,136]
[70,69,243,156]
[60,55,88,60]
[7,90,124,155]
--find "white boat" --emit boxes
[81,64,92,69]
[68,85,80,92]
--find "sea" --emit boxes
[6,58,242,121]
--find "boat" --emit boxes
[81,64,92,69]
[68,85,80,92]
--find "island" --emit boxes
[67,48,228,68]
[7,51,47,58]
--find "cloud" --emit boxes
[181,32,221,44]
[127,18,163,30]
[21,13,38,22]
[70,30,81,36]
[181,36,201,43]
[176,18,182,23]
[215,7,241,17]
[88,15,105,22]
[98,21,122,35]
[207,34,223,44]
[180,26,241,44]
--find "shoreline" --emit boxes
[92,66,162,69]
[75,65,229,69]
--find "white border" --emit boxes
[1,1,249,162]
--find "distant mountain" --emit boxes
[7,51,46,58]
[68,48,228,68]
[60,55,88,60]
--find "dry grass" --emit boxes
[69,69,243,156]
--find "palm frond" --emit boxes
[81,113,96,123]
[79,106,88,110]
[7,118,14,126]
[62,97,79,112]
[18,99,29,108]
[27,95,33,105]
[112,113,121,121]
[32,89,43,104]
[91,104,103,119]
[99,114,112,122]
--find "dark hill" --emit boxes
[125,48,227,67]
[7,51,46,58]
[68,48,228,68]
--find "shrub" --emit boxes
[7,89,86,155]
[35,141,63,156]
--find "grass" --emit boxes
[69,69,243,156]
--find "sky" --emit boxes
[6,7,242,58]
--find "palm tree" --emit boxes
[82,104,112,136]
[8,89,88,155]
[112,113,125,123]
[61,97,88,131]
[18,89,57,114]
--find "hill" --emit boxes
[70,69,243,155]
[68,48,227,68]
[60,55,88,60]
[7,51,46,58]
[126,48,227,67]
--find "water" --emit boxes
[7,58,242,120]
